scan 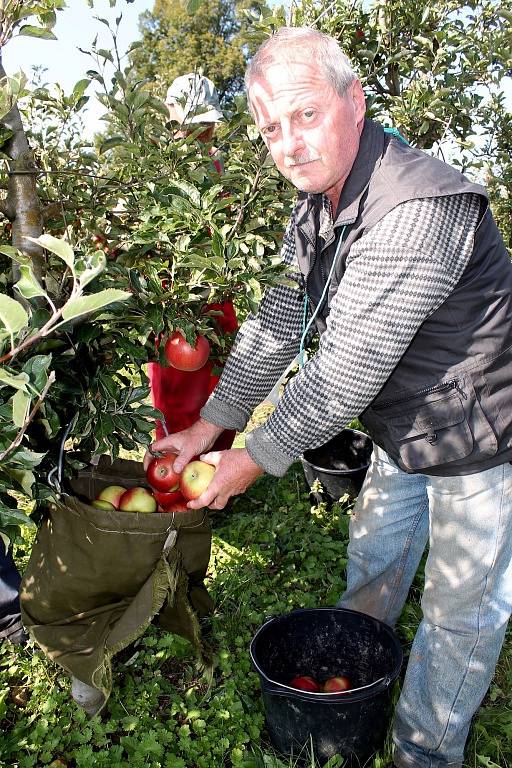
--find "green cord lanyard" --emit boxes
[298,126,408,369]
[299,224,347,368]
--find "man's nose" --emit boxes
[281,124,304,158]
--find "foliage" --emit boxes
[0,4,294,541]
[273,0,512,244]
[1,462,510,767]
[129,0,271,104]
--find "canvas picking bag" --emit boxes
[20,456,213,707]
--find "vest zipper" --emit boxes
[373,378,468,410]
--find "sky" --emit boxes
[3,0,155,136]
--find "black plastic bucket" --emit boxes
[302,428,373,502]
[250,607,403,766]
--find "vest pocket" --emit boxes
[375,377,498,472]
[388,392,472,470]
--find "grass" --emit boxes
[1,403,511,768]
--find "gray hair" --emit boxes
[245,27,357,104]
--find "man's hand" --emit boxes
[187,448,264,510]
[143,418,224,473]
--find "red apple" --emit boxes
[154,489,184,511]
[162,498,190,513]
[180,460,215,501]
[96,485,126,508]
[118,487,157,513]
[323,675,352,693]
[92,499,115,511]
[146,453,180,492]
[289,675,321,692]
[164,331,210,372]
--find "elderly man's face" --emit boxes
[249,60,365,210]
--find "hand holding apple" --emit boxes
[185,448,264,511]
[180,460,216,500]
[144,418,224,474]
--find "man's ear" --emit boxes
[350,80,366,129]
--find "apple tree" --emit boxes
[0,3,294,542]
[270,0,511,245]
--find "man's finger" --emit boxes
[199,451,222,466]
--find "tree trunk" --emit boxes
[0,51,44,281]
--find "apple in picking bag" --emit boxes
[118,487,157,513]
[96,485,126,508]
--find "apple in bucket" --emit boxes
[323,675,352,692]
[289,675,321,692]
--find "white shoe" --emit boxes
[71,677,105,717]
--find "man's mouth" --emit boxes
[284,156,320,169]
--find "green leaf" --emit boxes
[10,448,46,468]
[0,295,29,335]
[99,135,125,153]
[61,289,131,321]
[186,0,204,14]
[72,78,90,101]
[0,502,35,529]
[0,245,19,258]
[22,354,51,392]
[12,389,30,428]
[97,48,114,63]
[14,265,47,299]
[18,25,57,40]
[28,234,74,268]
[76,250,106,287]
[3,467,35,496]
[0,369,29,392]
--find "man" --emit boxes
[149,72,237,448]
[165,72,223,157]
[147,28,512,768]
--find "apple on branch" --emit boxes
[164,331,210,372]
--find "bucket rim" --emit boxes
[300,456,370,476]
[249,606,403,703]
[301,428,372,475]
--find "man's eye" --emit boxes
[303,109,315,119]
[263,125,277,136]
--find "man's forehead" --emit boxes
[250,65,334,119]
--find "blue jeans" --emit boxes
[338,446,512,768]
[0,541,23,642]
